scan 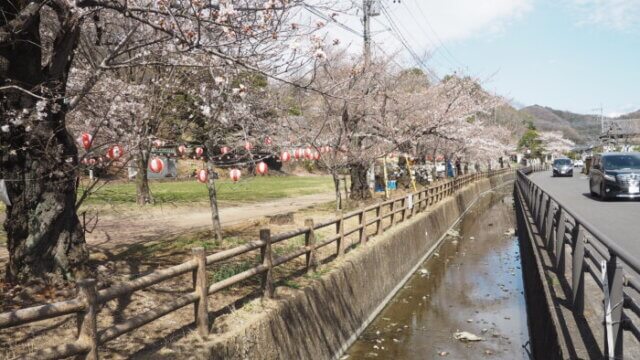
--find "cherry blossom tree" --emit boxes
[0,0,341,282]
[539,130,575,157]
[280,54,508,201]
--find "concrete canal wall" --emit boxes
[202,173,515,360]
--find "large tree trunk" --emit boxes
[135,151,153,205]
[206,160,223,243]
[349,162,371,200]
[2,114,88,283]
[1,7,87,283]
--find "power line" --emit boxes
[301,4,363,37]
[412,2,466,70]
[379,4,440,81]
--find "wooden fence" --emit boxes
[0,168,511,359]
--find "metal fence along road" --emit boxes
[516,166,640,359]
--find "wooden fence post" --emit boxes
[76,279,99,360]
[336,212,345,256]
[260,229,274,299]
[192,247,209,338]
[359,210,368,244]
[408,194,415,218]
[305,219,318,272]
[389,200,396,227]
[401,198,407,222]
[375,204,382,236]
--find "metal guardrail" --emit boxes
[0,168,512,359]
[516,165,640,359]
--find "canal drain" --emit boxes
[345,186,531,359]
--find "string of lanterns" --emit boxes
[77,132,337,183]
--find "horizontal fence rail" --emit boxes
[516,165,640,359]
[0,168,512,359]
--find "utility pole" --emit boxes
[598,105,605,134]
[362,0,377,198]
[363,0,372,69]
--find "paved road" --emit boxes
[529,169,640,258]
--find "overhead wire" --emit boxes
[398,2,460,72]
[379,3,440,81]
[409,1,466,70]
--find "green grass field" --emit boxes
[83,175,334,205]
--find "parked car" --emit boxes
[552,158,573,177]
[589,152,640,200]
[574,159,584,167]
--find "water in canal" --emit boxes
[345,186,531,359]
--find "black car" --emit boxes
[552,158,573,177]
[589,152,640,200]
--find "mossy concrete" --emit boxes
[202,173,514,360]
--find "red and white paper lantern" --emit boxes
[280,151,291,162]
[177,145,187,156]
[152,139,163,147]
[88,158,96,165]
[244,142,253,151]
[106,145,124,160]
[220,146,230,155]
[313,152,320,161]
[229,168,241,182]
[196,169,208,183]
[78,133,92,150]
[256,161,268,175]
[293,148,302,160]
[304,147,312,159]
[149,157,164,173]
[265,137,272,145]
[195,147,204,157]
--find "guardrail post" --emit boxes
[76,279,99,360]
[337,212,345,255]
[359,211,368,244]
[544,202,555,247]
[555,210,566,271]
[537,194,548,229]
[304,219,318,272]
[602,255,624,359]
[192,247,209,338]
[260,229,274,299]
[538,191,545,220]
[533,188,540,217]
[571,224,586,314]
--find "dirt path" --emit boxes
[87,192,335,249]
[0,192,335,259]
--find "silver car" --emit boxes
[552,158,573,177]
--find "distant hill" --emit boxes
[489,103,640,146]
[618,110,640,119]
[519,105,601,144]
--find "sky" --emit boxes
[319,0,640,116]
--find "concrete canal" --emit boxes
[345,186,531,359]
